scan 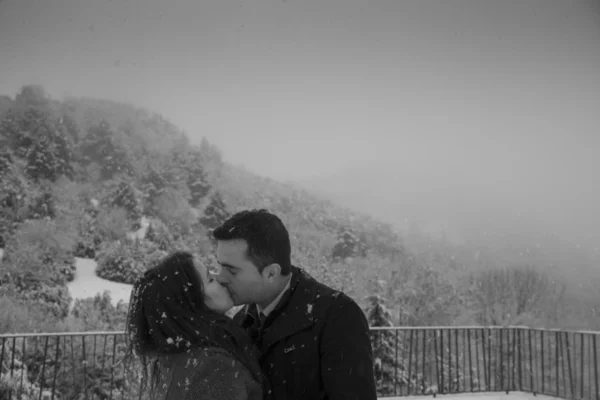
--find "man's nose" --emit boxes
[215,273,228,285]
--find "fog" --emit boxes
[1,0,599,246]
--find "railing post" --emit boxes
[541,329,545,394]
[510,328,515,392]
[0,337,5,370]
[565,332,573,400]
[440,329,444,393]
[482,328,488,390]
[592,334,600,400]
[51,336,61,400]
[580,333,585,399]
[474,329,481,392]
[394,329,398,396]
[555,330,559,397]
[407,329,413,395]
[499,327,504,392]
[433,329,440,393]
[421,330,432,394]
[82,335,88,399]
[420,329,426,395]
[467,329,473,392]
[454,327,459,393]
[39,336,50,400]
[447,328,452,393]
[109,333,118,397]
[517,328,522,392]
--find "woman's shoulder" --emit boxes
[172,346,263,400]
[174,346,240,367]
[188,346,253,380]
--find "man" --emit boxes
[213,209,377,400]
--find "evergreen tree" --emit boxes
[0,151,25,246]
[26,136,60,181]
[185,151,211,207]
[105,179,142,222]
[14,84,50,111]
[331,228,368,260]
[366,294,404,396]
[200,191,230,230]
[0,109,36,157]
[140,166,169,201]
[0,108,76,182]
[80,120,134,180]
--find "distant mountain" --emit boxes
[293,163,600,295]
[0,85,406,267]
[2,84,599,332]
[293,162,527,240]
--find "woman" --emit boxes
[125,251,266,400]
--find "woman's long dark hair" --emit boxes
[124,251,265,395]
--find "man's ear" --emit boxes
[262,263,281,281]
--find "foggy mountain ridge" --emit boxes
[292,164,600,275]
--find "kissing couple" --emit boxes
[126,209,377,400]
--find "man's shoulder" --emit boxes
[294,267,359,311]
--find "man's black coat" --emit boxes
[234,266,377,400]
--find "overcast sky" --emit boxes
[1,0,599,241]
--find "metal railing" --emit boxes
[1,326,599,400]
[370,326,600,399]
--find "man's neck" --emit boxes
[257,275,292,315]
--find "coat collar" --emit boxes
[238,266,317,357]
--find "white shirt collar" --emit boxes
[257,276,291,317]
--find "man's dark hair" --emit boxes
[213,209,292,275]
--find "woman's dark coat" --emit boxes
[152,346,263,400]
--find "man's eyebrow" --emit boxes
[217,262,239,270]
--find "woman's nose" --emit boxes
[214,273,227,285]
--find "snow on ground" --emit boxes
[66,216,149,309]
[67,257,133,309]
[386,392,554,400]
[0,249,133,310]
[0,217,149,311]
[67,215,148,308]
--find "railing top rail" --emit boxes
[368,325,600,335]
[2,325,600,338]
[0,330,128,339]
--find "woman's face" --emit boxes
[195,258,234,314]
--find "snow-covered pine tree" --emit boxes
[366,294,402,396]
[200,191,230,230]
[111,179,142,222]
[331,227,370,261]
[185,151,211,207]
[140,166,169,201]
[80,120,134,180]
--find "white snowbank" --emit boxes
[67,257,133,309]
[1,248,132,308]
[1,216,148,310]
[67,215,147,308]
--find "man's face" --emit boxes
[215,239,266,306]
